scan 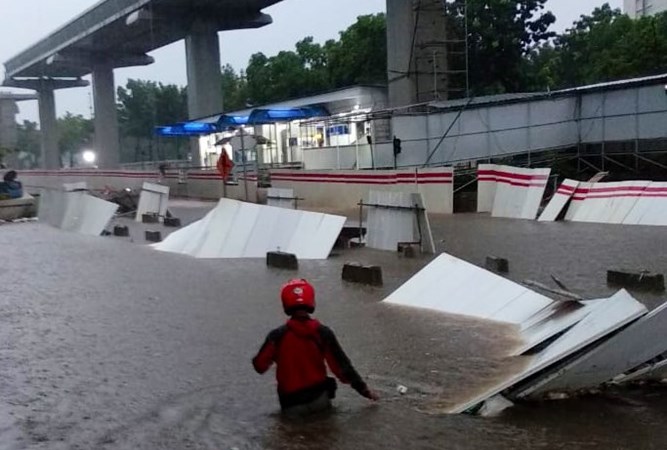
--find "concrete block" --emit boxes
[486,256,509,273]
[397,242,418,258]
[113,225,130,237]
[142,213,159,224]
[607,270,665,292]
[164,217,182,228]
[266,251,299,270]
[145,230,162,242]
[342,262,383,286]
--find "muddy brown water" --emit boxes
[1,205,667,449]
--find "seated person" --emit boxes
[0,170,24,199]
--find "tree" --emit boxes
[57,113,93,167]
[15,120,40,169]
[446,0,556,95]
[116,79,188,162]
[527,5,667,90]
[238,14,387,107]
[327,14,387,88]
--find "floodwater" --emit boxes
[1,205,667,449]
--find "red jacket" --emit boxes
[253,317,371,409]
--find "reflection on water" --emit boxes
[1,211,666,449]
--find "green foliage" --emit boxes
[116,79,188,162]
[15,120,40,168]
[224,14,387,108]
[57,113,93,165]
[446,0,556,95]
[527,4,667,90]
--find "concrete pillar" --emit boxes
[186,20,223,167]
[386,0,417,108]
[38,86,60,170]
[92,64,120,168]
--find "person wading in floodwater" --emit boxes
[252,279,379,415]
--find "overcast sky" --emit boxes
[0,0,623,123]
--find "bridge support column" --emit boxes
[186,20,223,167]
[38,85,60,170]
[92,64,120,168]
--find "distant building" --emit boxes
[624,0,667,18]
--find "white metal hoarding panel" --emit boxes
[135,182,170,222]
[521,301,667,396]
[74,195,119,236]
[39,190,117,236]
[366,191,418,252]
[477,164,498,212]
[153,199,344,259]
[449,290,647,413]
[383,253,552,325]
[195,200,240,258]
[286,212,326,257]
[538,179,579,221]
[565,183,593,221]
[243,207,283,257]
[625,182,667,226]
[306,214,347,259]
[218,202,262,258]
[267,188,296,209]
[521,168,551,219]
[604,181,650,223]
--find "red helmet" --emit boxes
[281,279,315,315]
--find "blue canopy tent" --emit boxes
[154,121,219,137]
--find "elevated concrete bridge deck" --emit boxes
[4,0,282,80]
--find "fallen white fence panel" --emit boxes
[538,179,579,222]
[615,358,667,383]
[267,188,297,209]
[366,191,435,253]
[449,289,647,414]
[153,199,345,259]
[516,301,667,397]
[136,182,170,222]
[39,190,118,236]
[383,253,598,355]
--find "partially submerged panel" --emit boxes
[38,190,118,236]
[538,179,579,222]
[382,253,590,354]
[366,191,435,253]
[517,301,667,397]
[449,290,647,414]
[136,182,170,222]
[153,199,345,260]
[267,188,296,209]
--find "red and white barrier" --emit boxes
[566,181,667,226]
[477,165,551,219]
[19,169,257,202]
[270,168,454,214]
[538,179,579,222]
